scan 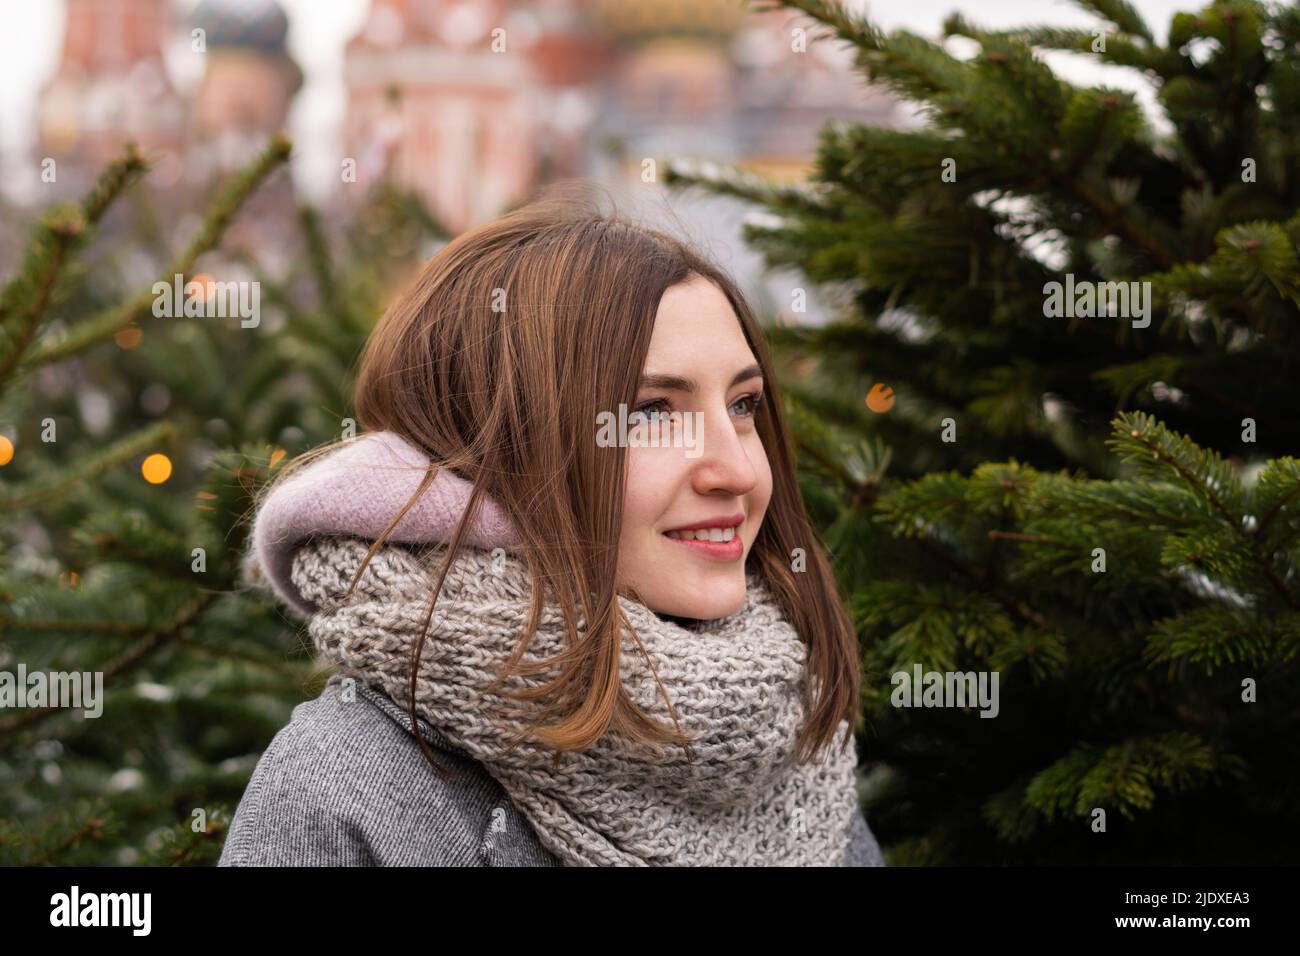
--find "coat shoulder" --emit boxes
[844,805,887,866]
[219,678,557,866]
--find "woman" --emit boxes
[220,184,885,867]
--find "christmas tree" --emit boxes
[667,0,1300,863]
[0,136,446,865]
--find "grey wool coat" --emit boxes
[219,674,887,867]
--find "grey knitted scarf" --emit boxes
[291,534,860,867]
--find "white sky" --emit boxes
[0,0,1192,200]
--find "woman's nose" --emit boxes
[689,405,758,496]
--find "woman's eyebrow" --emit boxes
[638,363,763,393]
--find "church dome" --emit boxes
[591,0,746,44]
[190,0,290,54]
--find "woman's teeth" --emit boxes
[664,527,737,542]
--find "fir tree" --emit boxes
[0,137,445,865]
[668,0,1300,863]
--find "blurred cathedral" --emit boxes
[38,0,186,193]
[35,0,301,269]
[37,0,300,197]
[34,0,900,237]
[342,0,902,232]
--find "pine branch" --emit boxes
[153,817,228,867]
[750,0,967,103]
[0,159,151,377]
[0,143,146,333]
[875,473,1052,631]
[0,420,176,512]
[0,591,220,737]
[82,533,213,587]
[942,20,1181,76]
[748,0,885,57]
[171,633,309,679]
[79,141,149,226]
[19,816,107,867]
[21,135,291,367]
[1110,411,1300,610]
[1268,524,1300,563]
[797,435,872,496]
[1057,87,1145,178]
[1056,169,1180,270]
[1107,411,1240,520]
[0,213,82,383]
[1025,732,1245,822]
[937,10,1178,267]
[1255,460,1300,541]
[983,778,1043,842]
[298,204,341,318]
[1143,605,1300,672]
[953,29,1071,128]
[1250,458,1300,574]
[1070,0,1156,44]
[663,157,833,219]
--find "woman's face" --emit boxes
[615,276,773,621]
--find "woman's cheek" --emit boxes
[623,446,669,537]
[748,439,773,530]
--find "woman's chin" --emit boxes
[647,579,746,623]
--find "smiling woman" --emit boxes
[618,276,773,622]
[221,181,884,867]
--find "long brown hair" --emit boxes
[261,181,860,776]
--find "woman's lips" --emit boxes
[662,531,743,561]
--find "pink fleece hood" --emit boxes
[247,431,520,618]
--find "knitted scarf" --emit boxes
[288,534,860,867]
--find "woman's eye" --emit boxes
[731,392,763,418]
[630,399,670,425]
[630,393,761,427]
